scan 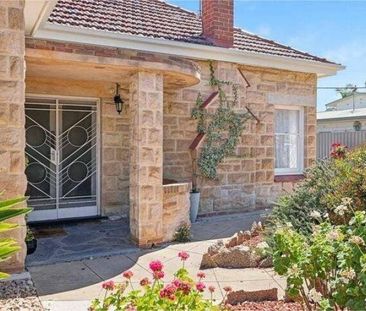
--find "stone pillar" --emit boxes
[0,0,27,273]
[129,72,164,246]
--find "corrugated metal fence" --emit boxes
[317,130,366,159]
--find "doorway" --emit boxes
[25,95,100,221]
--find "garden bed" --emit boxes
[227,301,303,311]
[200,222,272,269]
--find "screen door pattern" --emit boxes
[25,97,98,220]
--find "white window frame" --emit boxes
[274,105,304,176]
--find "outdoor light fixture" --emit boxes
[113,83,124,114]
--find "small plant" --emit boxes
[25,226,35,242]
[89,251,221,311]
[0,195,31,279]
[173,223,191,243]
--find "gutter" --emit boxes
[33,23,344,77]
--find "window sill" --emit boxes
[274,174,305,183]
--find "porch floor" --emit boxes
[26,210,268,267]
[26,218,134,267]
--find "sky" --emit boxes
[169,0,366,111]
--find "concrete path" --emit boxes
[28,210,285,311]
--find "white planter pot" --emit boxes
[189,192,200,223]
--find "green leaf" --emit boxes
[0,207,31,222]
[0,238,20,261]
[0,197,26,209]
[0,222,18,232]
[0,271,9,279]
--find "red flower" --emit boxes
[102,280,115,291]
[122,270,133,279]
[139,277,151,286]
[177,281,191,295]
[196,281,206,292]
[178,251,190,261]
[153,270,165,280]
[208,285,215,293]
[149,260,163,272]
[197,271,206,279]
[330,143,348,159]
[172,279,181,287]
[223,286,232,293]
[160,284,177,300]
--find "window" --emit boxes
[274,106,304,175]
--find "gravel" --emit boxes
[0,278,43,311]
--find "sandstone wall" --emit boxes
[163,182,191,241]
[164,61,317,215]
[0,0,27,273]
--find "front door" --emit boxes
[25,96,99,222]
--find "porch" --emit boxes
[24,39,201,247]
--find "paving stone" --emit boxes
[28,262,102,296]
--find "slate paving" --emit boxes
[26,210,282,311]
[26,218,136,266]
[27,210,269,266]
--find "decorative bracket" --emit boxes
[245,106,260,124]
[237,68,251,88]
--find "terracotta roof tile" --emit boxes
[48,0,335,64]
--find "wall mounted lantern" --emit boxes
[114,83,124,114]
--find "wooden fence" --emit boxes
[317,130,366,159]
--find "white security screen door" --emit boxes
[25,96,100,221]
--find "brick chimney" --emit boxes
[201,0,234,48]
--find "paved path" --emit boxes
[27,210,285,310]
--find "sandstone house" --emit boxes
[0,0,342,272]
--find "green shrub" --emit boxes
[173,223,191,243]
[322,146,366,214]
[0,196,31,279]
[267,145,366,237]
[266,159,334,237]
[268,145,366,310]
[272,208,366,311]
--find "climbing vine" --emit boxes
[191,62,252,180]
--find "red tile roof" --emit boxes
[48,0,335,64]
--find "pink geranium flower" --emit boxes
[196,281,206,292]
[172,279,181,287]
[153,270,165,280]
[139,277,151,286]
[197,271,206,279]
[122,270,133,279]
[102,280,115,291]
[149,260,163,272]
[177,281,191,295]
[208,285,215,293]
[160,284,177,300]
[223,286,232,293]
[178,251,190,261]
